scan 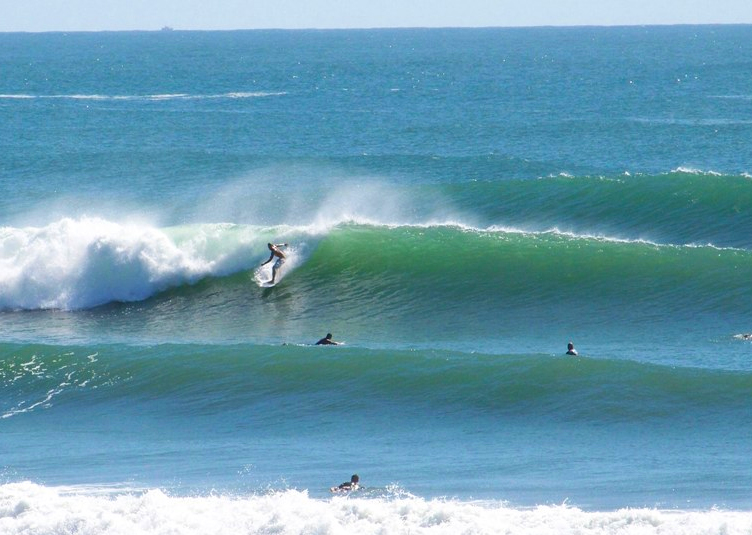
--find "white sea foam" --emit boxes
[0,482,749,535]
[670,167,723,176]
[0,218,265,310]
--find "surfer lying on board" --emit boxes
[316,333,340,346]
[260,242,288,284]
[330,474,359,492]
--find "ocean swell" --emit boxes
[3,343,751,422]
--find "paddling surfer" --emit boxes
[260,242,288,284]
[316,333,340,346]
[330,474,359,492]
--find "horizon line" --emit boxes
[2,22,752,34]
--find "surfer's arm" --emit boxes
[260,252,274,266]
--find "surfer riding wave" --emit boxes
[260,242,288,284]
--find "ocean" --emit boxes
[1,25,752,534]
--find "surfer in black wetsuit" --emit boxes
[260,242,287,284]
[330,474,359,492]
[566,342,578,356]
[316,333,340,345]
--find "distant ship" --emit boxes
[161,26,174,31]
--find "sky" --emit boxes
[2,0,752,32]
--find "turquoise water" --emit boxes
[2,26,752,534]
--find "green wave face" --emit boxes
[295,222,752,313]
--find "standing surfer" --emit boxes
[260,242,288,284]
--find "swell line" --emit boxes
[0,92,287,101]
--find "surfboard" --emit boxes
[330,484,360,493]
[253,267,277,287]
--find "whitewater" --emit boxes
[3,483,752,535]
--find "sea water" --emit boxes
[2,26,752,534]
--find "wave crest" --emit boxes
[0,218,238,310]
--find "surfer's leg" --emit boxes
[271,258,284,283]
